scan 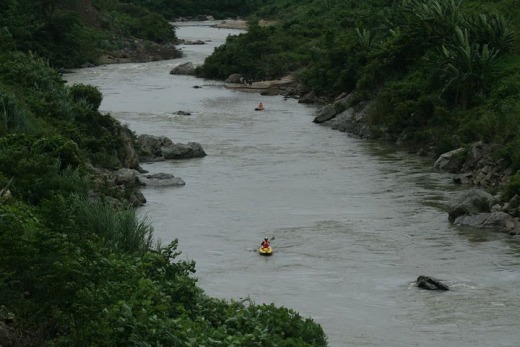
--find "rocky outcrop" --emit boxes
[454,212,517,232]
[434,148,466,173]
[416,276,449,291]
[137,135,206,161]
[179,39,206,45]
[312,93,518,235]
[118,125,141,170]
[312,104,337,124]
[447,189,520,234]
[162,142,206,159]
[91,133,206,207]
[139,173,185,187]
[138,134,173,158]
[447,189,495,222]
[432,143,520,234]
[170,62,196,75]
[435,142,512,187]
[311,95,377,139]
[225,74,243,84]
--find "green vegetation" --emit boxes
[6,0,520,343]
[0,1,327,345]
[121,0,265,19]
[0,0,179,68]
[198,0,520,192]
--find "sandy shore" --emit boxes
[212,19,276,30]
[225,75,294,92]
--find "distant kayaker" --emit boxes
[256,102,264,111]
[261,237,270,249]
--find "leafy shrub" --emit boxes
[0,134,86,203]
[69,84,103,111]
[0,87,31,135]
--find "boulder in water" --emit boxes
[416,276,449,291]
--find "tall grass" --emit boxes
[71,196,154,255]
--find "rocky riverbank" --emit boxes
[308,94,520,237]
[91,132,206,208]
[97,38,182,66]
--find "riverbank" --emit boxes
[225,75,296,93]
[309,95,520,237]
[211,19,276,30]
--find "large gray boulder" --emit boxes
[434,147,465,173]
[170,62,195,75]
[448,189,495,222]
[162,142,206,159]
[313,104,337,124]
[453,212,517,232]
[326,101,375,139]
[137,135,206,161]
[114,168,141,188]
[138,135,173,159]
[225,73,243,83]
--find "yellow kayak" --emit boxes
[258,246,273,256]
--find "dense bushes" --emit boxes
[69,84,103,111]
[100,2,177,44]
[0,0,180,68]
[121,0,265,19]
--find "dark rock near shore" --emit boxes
[313,104,337,124]
[138,173,186,187]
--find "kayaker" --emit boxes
[257,102,264,110]
[261,237,270,249]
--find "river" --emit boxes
[64,21,520,347]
